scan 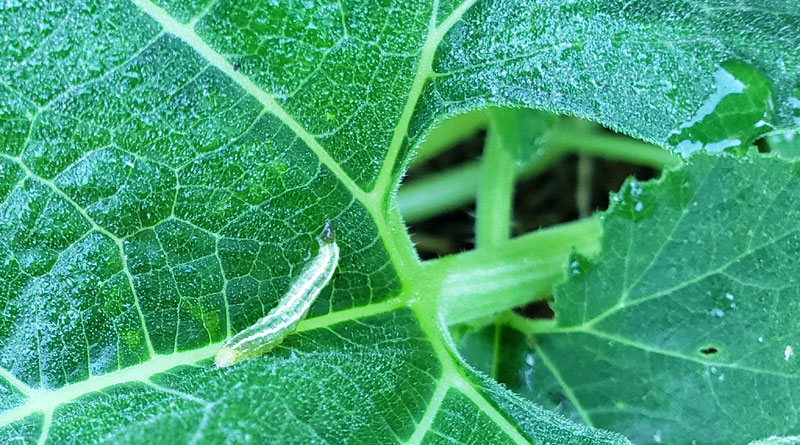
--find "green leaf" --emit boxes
[523,153,800,444]
[1,0,799,442]
[402,0,800,174]
[667,60,776,156]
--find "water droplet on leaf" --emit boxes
[568,254,593,276]
[614,179,655,221]
[668,60,774,156]
[789,84,800,127]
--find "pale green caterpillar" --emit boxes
[215,222,339,367]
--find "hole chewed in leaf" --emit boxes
[699,347,719,355]
[516,298,555,320]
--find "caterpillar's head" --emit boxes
[319,221,335,244]
[215,346,242,368]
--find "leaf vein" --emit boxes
[584,328,800,379]
[129,0,370,207]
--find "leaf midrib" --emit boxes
[2,290,534,444]
[3,1,539,443]
[128,0,370,203]
[130,0,481,282]
[0,299,404,427]
[128,0,411,281]
[372,0,480,197]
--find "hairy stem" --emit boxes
[423,218,601,325]
[475,109,518,247]
[399,123,678,223]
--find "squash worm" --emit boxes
[215,222,339,367]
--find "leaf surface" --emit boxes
[530,153,800,444]
[1,0,799,442]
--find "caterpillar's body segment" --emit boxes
[215,222,339,367]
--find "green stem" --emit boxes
[547,131,681,169]
[399,128,678,223]
[397,160,482,223]
[423,218,601,325]
[475,110,517,247]
[500,311,560,335]
[575,154,594,217]
[398,140,568,224]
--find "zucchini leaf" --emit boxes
[1,0,799,442]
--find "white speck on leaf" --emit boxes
[710,308,725,317]
[785,345,794,361]
[653,430,662,443]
